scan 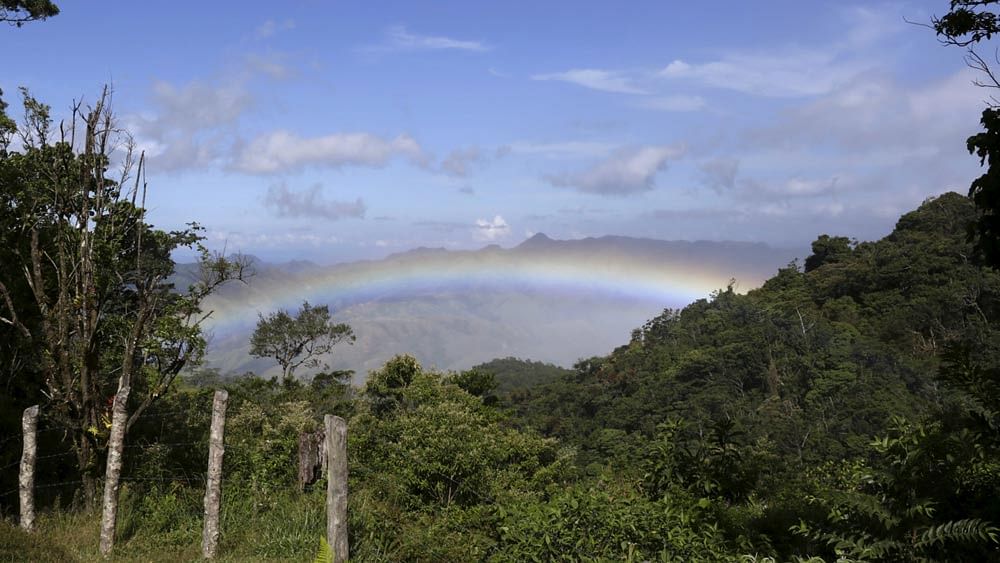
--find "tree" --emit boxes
[447,368,498,405]
[1,0,58,26]
[0,87,250,506]
[249,301,354,382]
[933,1,1000,266]
[803,234,852,273]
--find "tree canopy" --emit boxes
[249,301,354,382]
[933,0,1000,266]
[0,88,248,506]
[0,0,58,26]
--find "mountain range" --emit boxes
[186,234,804,382]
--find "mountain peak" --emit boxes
[518,232,555,248]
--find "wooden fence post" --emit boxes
[99,386,130,556]
[19,405,39,532]
[202,390,229,559]
[325,415,348,563]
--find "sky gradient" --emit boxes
[0,1,985,263]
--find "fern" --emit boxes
[916,518,999,548]
[314,537,334,563]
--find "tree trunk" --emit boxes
[202,390,228,559]
[325,415,348,563]
[19,405,39,532]
[99,386,130,556]
[298,429,325,491]
[75,431,98,510]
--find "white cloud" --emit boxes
[207,230,341,248]
[543,145,685,196]
[532,69,648,95]
[741,176,842,199]
[263,183,366,220]
[441,146,482,177]
[659,50,867,97]
[783,177,840,197]
[502,141,617,159]
[700,158,740,192]
[149,80,250,129]
[255,19,295,40]
[368,25,490,53]
[638,95,706,112]
[657,7,901,98]
[838,6,906,50]
[413,220,469,233]
[244,53,294,80]
[474,215,510,241]
[756,69,984,154]
[233,130,428,174]
[127,79,252,171]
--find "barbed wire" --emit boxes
[0,434,20,449]
[0,426,65,446]
[0,450,76,473]
[122,476,204,484]
[0,479,85,499]
[36,451,76,462]
[36,479,84,491]
[123,441,203,449]
[131,409,206,419]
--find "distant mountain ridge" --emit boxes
[188,234,804,381]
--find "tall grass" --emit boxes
[0,484,328,562]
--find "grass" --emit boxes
[0,485,329,562]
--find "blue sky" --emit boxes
[0,1,986,262]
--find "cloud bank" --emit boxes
[264,183,367,220]
[544,145,685,196]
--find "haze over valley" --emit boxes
[192,233,802,379]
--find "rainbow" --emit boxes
[199,245,780,334]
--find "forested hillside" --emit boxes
[470,357,573,395]
[510,192,992,464]
[501,191,1000,560]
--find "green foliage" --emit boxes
[10,180,1000,560]
[314,537,334,563]
[118,483,202,547]
[494,476,738,562]
[501,193,1000,559]
[932,1,1000,267]
[471,356,573,395]
[250,300,354,382]
[0,0,58,27]
[447,367,498,404]
[0,89,248,508]
[362,353,422,415]
[805,235,853,273]
[639,419,766,503]
[787,416,1000,561]
[934,1,1000,48]
[222,378,337,501]
[349,355,573,560]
